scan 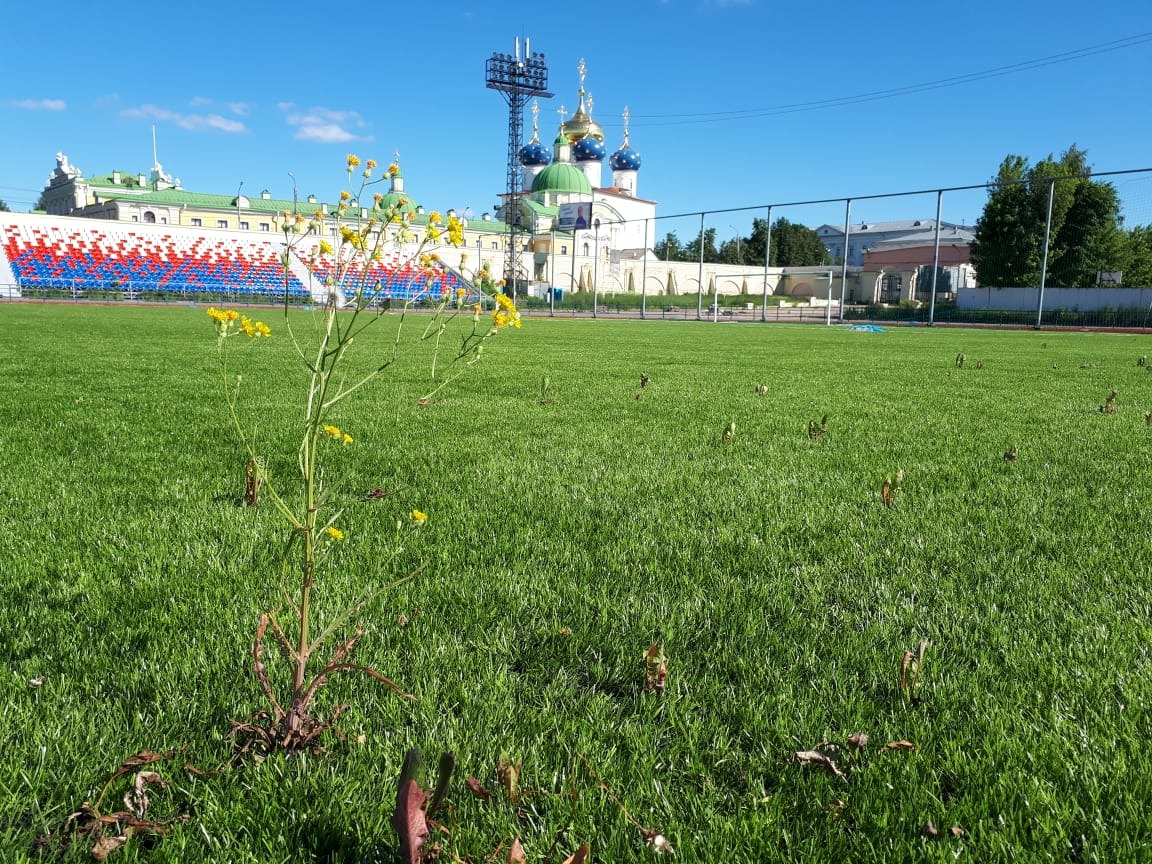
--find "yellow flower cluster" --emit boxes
[347,154,361,169]
[491,293,522,329]
[325,526,345,541]
[208,307,269,337]
[339,225,365,250]
[447,215,464,246]
[240,316,271,338]
[411,509,427,525]
[207,307,239,324]
[322,424,354,444]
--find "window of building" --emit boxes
[259,223,270,232]
[216,219,228,228]
[240,221,250,230]
[490,241,499,250]
[131,215,139,222]
[583,243,590,256]
[143,211,156,223]
[560,245,568,254]
[160,217,167,224]
[191,218,203,227]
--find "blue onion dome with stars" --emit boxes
[572,135,607,163]
[610,144,641,171]
[518,138,551,166]
[609,106,641,170]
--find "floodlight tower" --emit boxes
[486,38,552,293]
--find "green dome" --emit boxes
[531,163,592,195]
[376,191,417,215]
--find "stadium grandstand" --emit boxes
[0,211,470,305]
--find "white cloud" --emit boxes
[120,103,248,134]
[228,102,251,116]
[283,105,369,143]
[189,96,213,107]
[11,98,66,111]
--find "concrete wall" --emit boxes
[958,286,1152,311]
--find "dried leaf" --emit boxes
[91,835,128,861]
[881,480,894,507]
[466,775,493,802]
[884,740,917,750]
[123,770,166,819]
[392,778,429,864]
[498,754,521,803]
[392,750,429,864]
[948,826,965,838]
[847,732,869,752]
[561,842,591,864]
[794,750,845,778]
[645,644,667,694]
[426,752,456,819]
[923,819,940,839]
[641,828,675,855]
[28,676,46,687]
[508,837,527,864]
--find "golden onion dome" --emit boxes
[561,64,606,143]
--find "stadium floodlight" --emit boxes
[486,38,552,298]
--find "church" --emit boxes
[498,59,657,292]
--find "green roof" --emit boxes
[531,163,592,195]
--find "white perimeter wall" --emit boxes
[958,285,1152,311]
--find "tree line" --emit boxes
[655,217,829,267]
[971,145,1152,288]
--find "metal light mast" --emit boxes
[486,38,552,294]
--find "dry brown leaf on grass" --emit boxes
[846,732,869,752]
[90,834,128,862]
[507,837,527,864]
[392,777,429,864]
[561,842,591,864]
[392,750,430,864]
[884,740,917,751]
[645,644,667,693]
[123,770,166,819]
[794,750,846,778]
[640,827,676,855]
[466,775,494,802]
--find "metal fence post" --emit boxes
[929,189,943,326]
[761,205,772,323]
[1036,178,1056,329]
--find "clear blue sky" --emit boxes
[2,0,1150,235]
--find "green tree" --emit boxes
[683,227,719,263]
[1049,180,1123,287]
[0,199,10,212]
[1119,226,1152,287]
[654,231,683,261]
[971,146,1123,287]
[743,217,827,267]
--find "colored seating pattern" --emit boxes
[303,246,471,303]
[1,222,310,297]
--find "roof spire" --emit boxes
[622,106,631,146]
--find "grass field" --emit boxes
[2,304,1151,863]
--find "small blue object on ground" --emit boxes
[846,324,885,332]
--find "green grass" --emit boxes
[2,305,1151,862]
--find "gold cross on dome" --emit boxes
[577,58,586,90]
[622,106,631,145]
[557,104,568,123]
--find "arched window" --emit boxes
[143,211,156,223]
[583,242,590,256]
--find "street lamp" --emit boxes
[236,180,244,231]
[729,224,741,263]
